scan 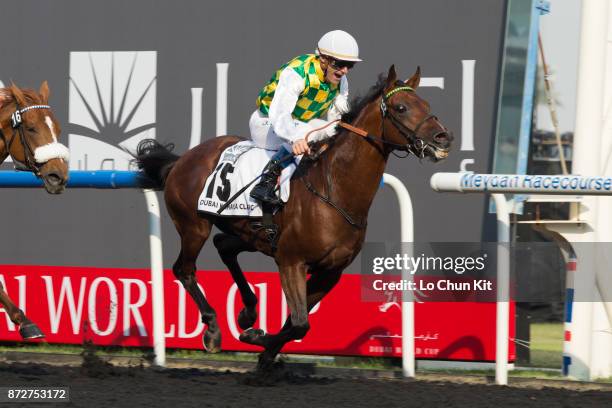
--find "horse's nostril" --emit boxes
[45,173,62,186]
[434,132,449,144]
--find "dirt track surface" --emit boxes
[0,361,611,408]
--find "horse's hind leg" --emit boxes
[213,233,258,329]
[173,218,221,352]
[0,283,44,339]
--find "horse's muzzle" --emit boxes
[432,130,453,150]
[41,171,67,194]
[424,130,452,162]
[39,157,69,194]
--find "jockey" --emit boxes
[249,30,362,205]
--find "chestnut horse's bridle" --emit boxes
[0,103,52,176]
[379,86,442,158]
[303,85,447,229]
[305,85,446,158]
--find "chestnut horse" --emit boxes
[0,82,70,338]
[136,66,452,368]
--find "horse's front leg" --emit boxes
[0,283,44,339]
[239,263,308,359]
[262,268,342,369]
[241,265,344,370]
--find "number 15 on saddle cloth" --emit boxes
[197,141,295,217]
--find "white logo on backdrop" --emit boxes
[68,51,157,170]
[5,58,472,170]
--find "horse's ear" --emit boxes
[39,81,50,104]
[385,65,398,91]
[9,82,27,106]
[405,66,421,89]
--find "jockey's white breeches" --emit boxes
[249,110,294,151]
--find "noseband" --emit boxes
[0,103,52,176]
[303,85,447,229]
[379,86,442,158]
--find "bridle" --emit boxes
[328,85,448,159]
[0,103,52,176]
[379,86,439,158]
[302,84,449,229]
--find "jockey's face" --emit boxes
[320,55,355,85]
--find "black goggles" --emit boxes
[328,58,356,70]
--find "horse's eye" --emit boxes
[27,127,37,133]
[395,104,407,113]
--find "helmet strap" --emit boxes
[318,53,330,79]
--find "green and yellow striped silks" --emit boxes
[256,54,339,122]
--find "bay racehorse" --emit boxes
[0,82,70,338]
[135,66,452,368]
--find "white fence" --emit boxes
[0,170,166,366]
[431,172,612,384]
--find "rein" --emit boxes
[305,86,439,158]
[379,85,439,158]
[302,86,436,229]
[0,103,52,175]
[301,86,440,229]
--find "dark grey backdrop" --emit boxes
[0,0,506,271]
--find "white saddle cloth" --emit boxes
[197,141,296,217]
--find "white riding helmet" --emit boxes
[316,30,362,62]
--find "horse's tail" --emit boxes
[134,139,180,189]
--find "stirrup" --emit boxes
[250,221,280,249]
[250,203,280,250]
[262,203,279,250]
[264,224,279,247]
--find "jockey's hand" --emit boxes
[292,139,311,156]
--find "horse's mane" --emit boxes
[299,75,400,172]
[341,74,404,124]
[0,89,45,129]
[0,88,41,103]
[0,88,42,116]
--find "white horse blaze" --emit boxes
[33,116,70,163]
[44,116,58,142]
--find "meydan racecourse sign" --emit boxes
[433,172,612,194]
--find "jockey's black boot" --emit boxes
[250,159,283,205]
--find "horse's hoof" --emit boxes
[203,328,221,353]
[256,352,278,372]
[237,307,257,331]
[239,328,266,346]
[19,322,45,340]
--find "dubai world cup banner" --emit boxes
[0,265,514,362]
